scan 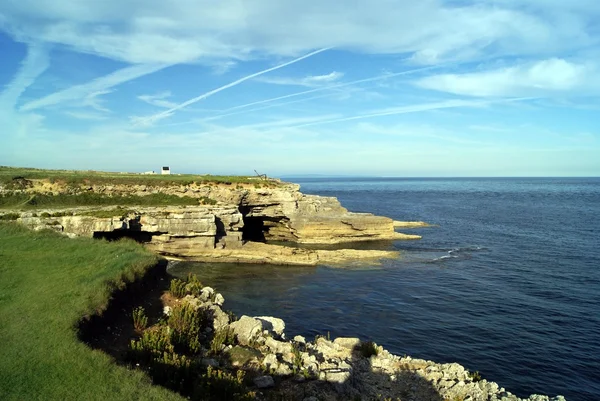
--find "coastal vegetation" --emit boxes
[0,222,181,400]
[0,166,278,187]
[0,192,210,210]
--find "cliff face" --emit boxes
[3,179,420,264]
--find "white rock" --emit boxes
[163,306,172,316]
[213,293,225,306]
[229,315,263,346]
[293,335,306,344]
[256,316,285,337]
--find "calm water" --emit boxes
[170,178,600,401]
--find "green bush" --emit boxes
[0,213,19,221]
[193,366,255,401]
[291,343,303,374]
[359,341,379,358]
[185,274,203,297]
[170,278,187,298]
[168,303,204,354]
[468,370,482,382]
[132,306,148,333]
[209,327,236,355]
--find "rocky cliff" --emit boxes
[2,178,421,264]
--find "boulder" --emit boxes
[213,293,225,306]
[256,316,285,338]
[253,375,275,389]
[229,315,262,346]
[333,337,360,350]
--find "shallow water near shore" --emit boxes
[169,177,600,401]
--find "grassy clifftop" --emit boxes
[0,166,274,187]
[0,222,182,400]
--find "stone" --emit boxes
[253,375,274,389]
[320,369,351,384]
[262,354,278,371]
[209,305,229,331]
[213,293,225,306]
[256,316,285,337]
[293,335,306,344]
[333,337,360,350]
[199,286,214,302]
[229,315,263,346]
[162,306,172,316]
[265,337,293,355]
[275,362,293,376]
[201,358,219,367]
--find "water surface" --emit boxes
[170,177,600,401]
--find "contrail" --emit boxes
[137,48,331,125]
[220,64,443,113]
[286,97,537,129]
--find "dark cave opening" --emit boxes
[92,230,155,243]
[242,216,267,242]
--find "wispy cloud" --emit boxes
[138,91,178,108]
[20,63,169,111]
[223,65,443,113]
[288,98,535,129]
[258,71,344,87]
[134,48,331,126]
[0,43,49,108]
[417,58,599,97]
[1,1,596,64]
[63,110,109,121]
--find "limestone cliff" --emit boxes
[3,178,422,264]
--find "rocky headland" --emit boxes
[2,177,420,265]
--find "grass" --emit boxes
[0,222,183,401]
[0,166,278,187]
[0,192,202,210]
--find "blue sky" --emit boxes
[1,0,599,177]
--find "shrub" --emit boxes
[468,370,482,382]
[359,341,379,358]
[170,278,187,298]
[132,306,148,333]
[209,327,236,355]
[193,366,255,401]
[0,213,20,221]
[185,273,203,297]
[129,326,174,364]
[168,303,204,354]
[291,343,303,374]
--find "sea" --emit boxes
[169,177,600,401]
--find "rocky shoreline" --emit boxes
[130,272,566,401]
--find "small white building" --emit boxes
[161,166,171,175]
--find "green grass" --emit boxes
[0,222,183,400]
[0,166,276,186]
[0,192,202,210]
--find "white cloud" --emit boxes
[259,71,344,87]
[287,98,531,129]
[138,91,178,108]
[1,1,596,64]
[20,63,169,111]
[63,110,108,121]
[416,58,598,97]
[0,43,49,108]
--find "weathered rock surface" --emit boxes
[170,288,567,401]
[5,178,425,264]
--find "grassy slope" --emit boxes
[0,223,182,401]
[0,166,264,186]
